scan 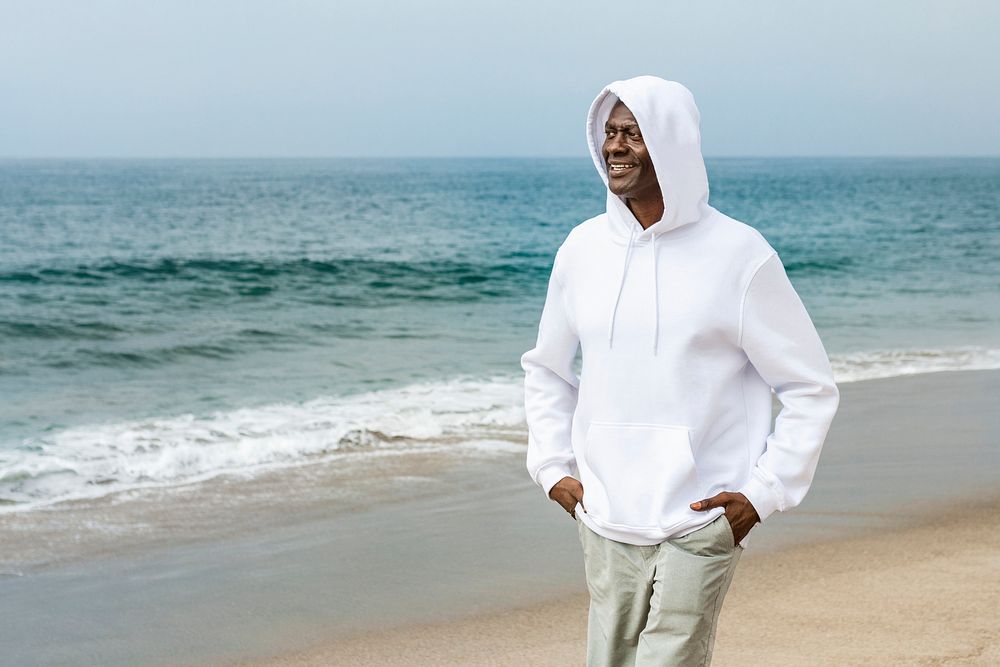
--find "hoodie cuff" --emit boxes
[536,462,574,500]
[737,472,782,524]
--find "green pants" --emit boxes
[576,513,743,666]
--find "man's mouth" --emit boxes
[608,163,637,174]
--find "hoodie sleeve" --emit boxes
[520,247,581,499]
[736,252,840,523]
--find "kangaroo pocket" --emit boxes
[582,420,699,531]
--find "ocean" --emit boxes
[1,157,998,513]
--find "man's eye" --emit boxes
[629,132,642,140]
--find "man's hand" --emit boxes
[549,476,585,519]
[690,491,760,545]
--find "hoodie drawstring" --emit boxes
[607,225,636,350]
[608,227,660,356]
[651,231,659,355]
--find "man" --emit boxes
[520,75,840,666]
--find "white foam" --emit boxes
[0,374,526,513]
[831,345,1000,383]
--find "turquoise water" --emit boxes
[1,157,998,509]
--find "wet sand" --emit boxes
[226,494,1000,667]
[1,370,998,667]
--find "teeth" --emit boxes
[610,164,635,171]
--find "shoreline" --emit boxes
[1,369,998,666]
[3,367,998,578]
[223,492,1000,667]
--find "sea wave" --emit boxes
[0,375,525,512]
[783,257,855,275]
[831,345,1000,383]
[0,257,548,306]
[2,345,998,513]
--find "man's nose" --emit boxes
[606,132,627,155]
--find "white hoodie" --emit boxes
[520,76,840,548]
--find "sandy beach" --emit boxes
[222,372,1000,667]
[2,369,999,667]
[225,493,1000,667]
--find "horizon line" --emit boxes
[1,153,999,161]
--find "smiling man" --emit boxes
[520,76,840,665]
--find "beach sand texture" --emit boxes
[227,495,1000,667]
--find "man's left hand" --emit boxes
[689,491,760,546]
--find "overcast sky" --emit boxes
[2,0,998,158]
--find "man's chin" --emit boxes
[607,181,633,197]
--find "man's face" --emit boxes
[603,101,659,200]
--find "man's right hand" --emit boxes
[548,476,585,519]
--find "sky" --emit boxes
[1,0,998,158]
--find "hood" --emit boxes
[585,75,712,354]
